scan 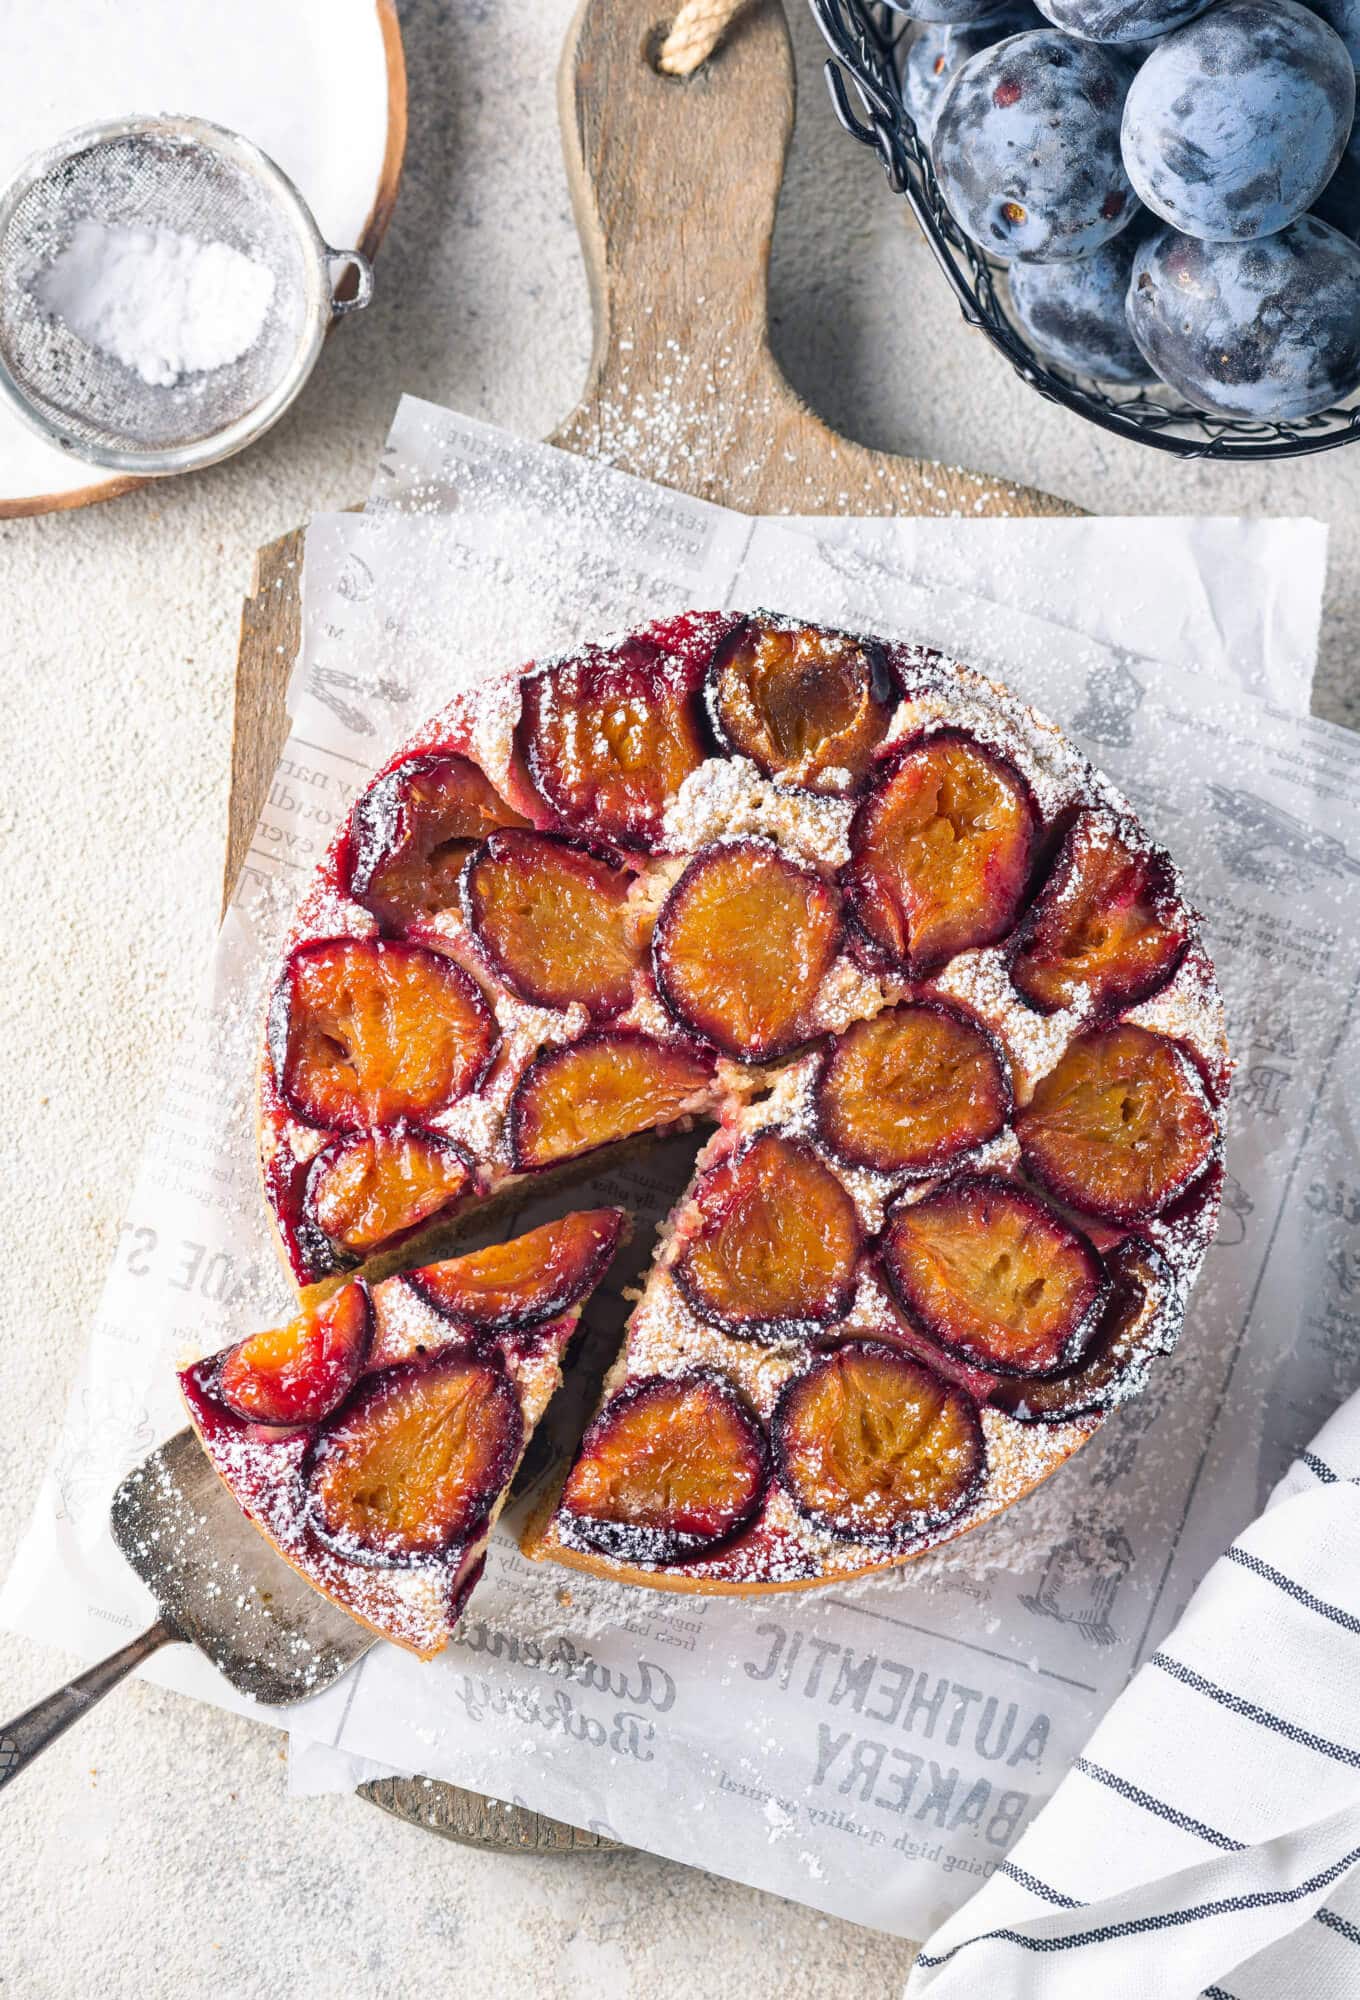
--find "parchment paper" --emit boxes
[4,401,1351,1942]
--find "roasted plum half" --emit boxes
[305,1350,522,1566]
[674,1132,863,1340]
[705,619,894,795]
[992,1238,1177,1423]
[304,1124,475,1266]
[881,1174,1106,1377]
[774,1342,984,1547]
[509,1031,715,1171]
[558,1371,769,1565]
[271,939,497,1130]
[515,637,706,850]
[347,754,529,930]
[815,1002,1011,1176]
[1010,811,1189,1017]
[409,1207,627,1334]
[463,830,640,1017]
[1017,1023,1216,1223]
[214,1282,372,1428]
[653,840,840,1062]
[843,732,1037,976]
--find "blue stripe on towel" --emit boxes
[1316,1907,1360,1947]
[998,1862,1084,1908]
[913,1845,1360,1970]
[1074,1758,1246,1851]
[1226,1548,1360,1637]
[1149,1656,1360,1770]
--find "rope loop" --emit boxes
[657,0,750,76]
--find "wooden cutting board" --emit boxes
[225,0,1071,1851]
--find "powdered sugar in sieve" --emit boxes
[0,114,372,475]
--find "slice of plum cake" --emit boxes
[257,611,1229,1597]
[180,1210,626,1656]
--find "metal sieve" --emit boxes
[0,114,374,476]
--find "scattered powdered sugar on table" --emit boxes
[35,219,275,387]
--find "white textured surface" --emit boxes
[0,2,1356,1994]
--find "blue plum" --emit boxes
[1008,224,1159,378]
[1125,215,1360,415]
[1121,0,1355,240]
[933,30,1135,260]
[1307,0,1360,59]
[1032,0,1211,48]
[903,7,1042,138]
[888,0,1024,21]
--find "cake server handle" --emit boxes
[0,1617,180,1792]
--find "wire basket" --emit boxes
[808,0,1360,462]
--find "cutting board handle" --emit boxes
[556,0,792,418]
[552,0,1067,516]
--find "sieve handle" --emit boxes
[325,247,374,318]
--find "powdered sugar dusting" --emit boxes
[664,755,856,867]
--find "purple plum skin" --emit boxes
[933,29,1135,261]
[1121,0,1355,241]
[1032,0,1212,47]
[1125,215,1360,416]
[902,7,1043,138]
[1008,224,1160,380]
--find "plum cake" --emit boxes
[253,610,1228,1602]
[180,1210,627,1656]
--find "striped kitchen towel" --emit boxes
[905,1393,1360,2000]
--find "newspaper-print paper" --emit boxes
[1,405,1345,1941]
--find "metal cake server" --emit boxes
[0,1427,372,1792]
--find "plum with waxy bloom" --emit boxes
[1124,217,1360,419]
[933,30,1134,261]
[1121,0,1354,240]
